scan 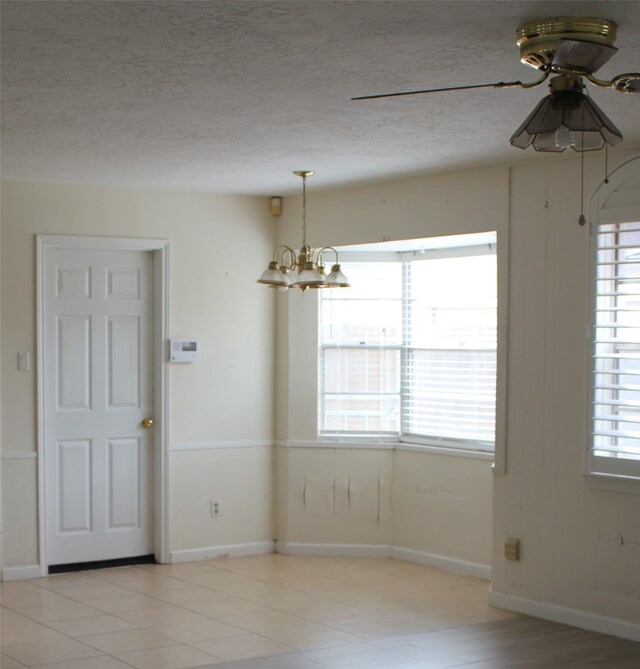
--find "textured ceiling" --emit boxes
[2,0,639,195]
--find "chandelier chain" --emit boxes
[302,174,308,248]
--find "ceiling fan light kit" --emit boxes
[509,74,623,152]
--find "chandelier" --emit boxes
[257,170,350,291]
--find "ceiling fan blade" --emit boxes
[552,39,618,74]
[351,81,523,101]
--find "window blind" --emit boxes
[402,255,497,446]
[320,263,402,435]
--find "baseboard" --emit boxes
[392,546,491,580]
[490,590,640,643]
[2,564,42,581]
[276,542,392,558]
[170,541,275,563]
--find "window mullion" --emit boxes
[401,260,411,438]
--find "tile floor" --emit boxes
[0,555,637,668]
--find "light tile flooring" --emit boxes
[1,555,638,668]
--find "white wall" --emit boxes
[392,449,493,569]
[170,446,273,559]
[274,166,508,571]
[0,181,276,570]
[492,152,640,633]
[0,220,3,572]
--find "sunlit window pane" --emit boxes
[318,247,497,448]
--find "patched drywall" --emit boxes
[276,447,393,546]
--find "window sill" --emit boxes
[585,473,640,495]
[395,442,494,461]
[291,437,495,460]
[285,439,395,450]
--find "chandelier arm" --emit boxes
[317,246,340,264]
[273,245,296,268]
[284,246,298,269]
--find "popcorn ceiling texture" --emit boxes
[2,0,640,195]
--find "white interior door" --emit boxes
[44,247,154,565]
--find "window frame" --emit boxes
[586,156,640,488]
[318,242,498,453]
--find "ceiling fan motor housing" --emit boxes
[517,16,617,70]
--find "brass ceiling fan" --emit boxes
[353,17,639,152]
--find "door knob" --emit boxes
[142,418,154,429]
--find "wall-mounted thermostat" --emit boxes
[169,339,200,362]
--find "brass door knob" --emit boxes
[142,418,154,429]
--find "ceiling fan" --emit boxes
[353,17,639,152]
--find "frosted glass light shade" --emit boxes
[257,261,287,286]
[295,262,327,289]
[325,264,350,287]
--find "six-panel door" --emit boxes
[44,248,154,565]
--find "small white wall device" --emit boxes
[169,339,200,362]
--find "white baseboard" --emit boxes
[275,543,491,580]
[490,590,640,643]
[276,542,392,558]
[170,541,275,563]
[2,564,41,581]
[392,546,491,580]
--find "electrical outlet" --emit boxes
[504,537,520,561]
[17,352,31,371]
[210,500,221,517]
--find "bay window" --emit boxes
[319,239,497,451]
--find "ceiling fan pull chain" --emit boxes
[578,126,586,227]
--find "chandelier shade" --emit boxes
[257,171,350,292]
[510,75,623,152]
[257,261,289,287]
[325,264,350,287]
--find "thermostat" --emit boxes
[169,339,200,362]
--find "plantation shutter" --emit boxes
[592,220,640,467]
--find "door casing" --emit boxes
[37,235,170,574]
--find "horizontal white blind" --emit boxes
[402,254,497,444]
[592,220,640,461]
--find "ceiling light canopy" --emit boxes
[510,74,623,152]
[258,171,350,292]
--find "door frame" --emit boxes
[36,234,170,575]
